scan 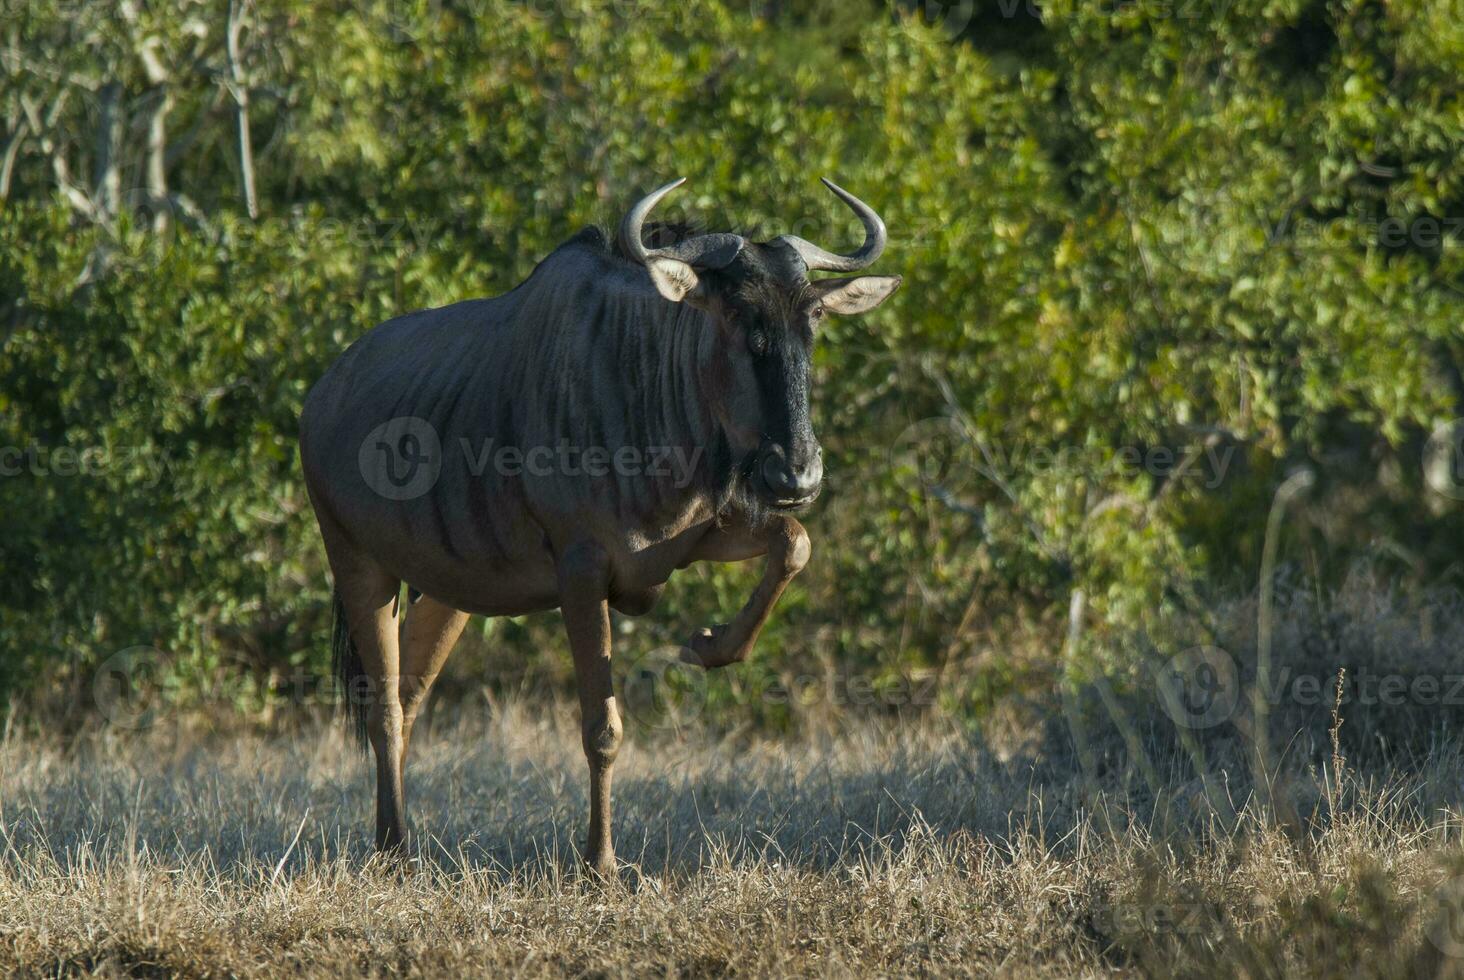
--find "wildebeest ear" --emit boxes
[647,257,705,304]
[810,275,902,315]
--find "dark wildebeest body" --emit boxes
[300,180,900,875]
[304,231,751,617]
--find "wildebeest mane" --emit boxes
[497,225,772,530]
[545,226,778,530]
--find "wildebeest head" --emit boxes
[619,179,901,512]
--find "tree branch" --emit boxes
[0,117,27,200]
[143,87,172,231]
[120,0,174,231]
[226,0,257,219]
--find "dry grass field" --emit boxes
[6,685,1464,978]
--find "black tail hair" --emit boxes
[331,590,369,751]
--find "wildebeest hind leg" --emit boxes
[338,574,408,853]
[316,512,408,853]
[399,596,470,758]
[681,516,810,669]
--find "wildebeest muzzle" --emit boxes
[757,441,823,509]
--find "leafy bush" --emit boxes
[1,0,1459,726]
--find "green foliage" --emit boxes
[0,0,1460,724]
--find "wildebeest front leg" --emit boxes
[557,541,623,878]
[682,516,810,669]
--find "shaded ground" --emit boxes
[5,701,1464,977]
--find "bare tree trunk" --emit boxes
[0,118,27,200]
[119,0,173,232]
[144,91,171,232]
[139,42,171,232]
[92,80,122,225]
[227,0,258,219]
[234,91,256,218]
[1,24,20,200]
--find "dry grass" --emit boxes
[4,697,1464,978]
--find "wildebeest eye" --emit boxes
[810,306,825,321]
[748,330,768,356]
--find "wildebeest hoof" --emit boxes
[582,851,621,885]
[680,624,737,668]
[390,853,424,880]
[365,845,420,882]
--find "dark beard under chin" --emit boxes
[713,443,775,532]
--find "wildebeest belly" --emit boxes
[397,514,715,618]
[601,517,720,615]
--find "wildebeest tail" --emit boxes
[331,589,369,751]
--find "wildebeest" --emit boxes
[299,178,900,875]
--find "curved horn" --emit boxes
[774,178,888,273]
[618,178,745,270]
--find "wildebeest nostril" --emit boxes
[761,451,821,500]
[761,453,797,496]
